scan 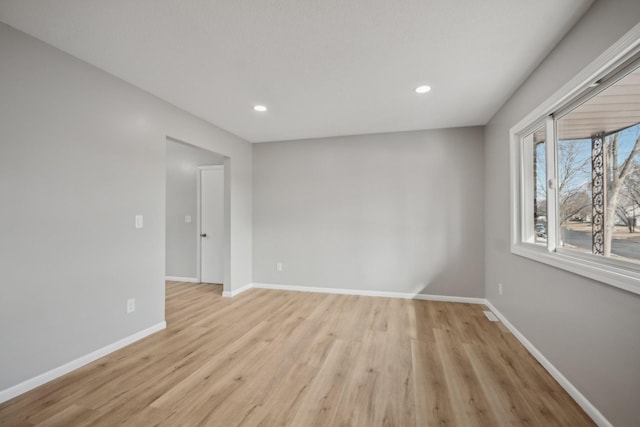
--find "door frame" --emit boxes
[197,165,225,284]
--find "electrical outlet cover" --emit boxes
[127,298,135,313]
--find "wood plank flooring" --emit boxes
[0,281,595,426]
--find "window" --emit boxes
[511,27,640,295]
[557,87,640,263]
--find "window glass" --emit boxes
[608,125,640,263]
[521,125,547,244]
[555,137,592,254]
[533,128,547,245]
[556,65,640,263]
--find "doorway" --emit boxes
[165,138,228,291]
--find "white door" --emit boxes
[200,167,224,284]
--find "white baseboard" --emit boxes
[411,293,486,304]
[0,321,166,404]
[485,301,612,427]
[222,282,253,297]
[250,282,486,304]
[165,276,199,283]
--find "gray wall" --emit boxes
[0,23,252,392]
[253,127,485,297]
[484,1,640,426]
[165,140,224,279]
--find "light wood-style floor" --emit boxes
[0,281,594,426]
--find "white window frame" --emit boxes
[510,23,640,296]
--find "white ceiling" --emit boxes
[0,0,593,143]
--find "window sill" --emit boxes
[511,243,640,295]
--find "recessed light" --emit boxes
[415,85,431,94]
[254,105,267,112]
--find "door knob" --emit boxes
[200,233,207,237]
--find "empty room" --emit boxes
[1,1,639,426]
